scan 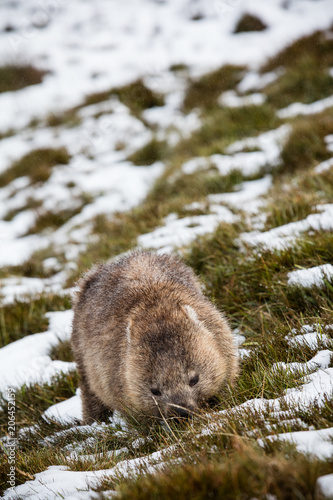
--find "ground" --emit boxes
[0,0,333,498]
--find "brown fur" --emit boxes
[71,251,238,424]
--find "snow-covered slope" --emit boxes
[1,0,333,498]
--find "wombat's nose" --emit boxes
[168,403,194,420]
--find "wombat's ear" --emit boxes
[183,305,199,323]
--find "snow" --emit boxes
[264,428,333,460]
[237,69,284,93]
[138,209,237,254]
[317,474,333,498]
[1,0,333,496]
[0,272,70,305]
[272,350,332,374]
[0,310,74,393]
[288,264,333,288]
[44,389,82,423]
[218,90,266,108]
[277,95,333,119]
[286,328,332,350]
[208,176,272,212]
[242,204,333,250]
[314,157,333,173]
[3,449,172,499]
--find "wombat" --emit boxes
[71,251,238,424]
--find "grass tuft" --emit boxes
[0,147,71,187]
[82,79,164,116]
[127,139,170,166]
[183,65,246,112]
[0,64,47,93]
[279,111,333,174]
[234,13,267,33]
[178,103,279,157]
[0,294,71,348]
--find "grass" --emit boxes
[178,102,279,156]
[3,197,43,222]
[0,247,66,280]
[68,168,247,283]
[186,225,333,331]
[49,339,74,362]
[278,110,333,174]
[25,204,84,235]
[0,64,47,93]
[82,79,164,117]
[0,147,71,187]
[261,29,333,108]
[234,13,267,33]
[0,371,79,491]
[127,139,170,166]
[0,294,71,348]
[1,26,333,500]
[115,444,332,500]
[183,65,246,111]
[264,61,333,109]
[261,29,333,74]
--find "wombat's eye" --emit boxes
[189,375,199,387]
[151,388,162,396]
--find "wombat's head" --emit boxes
[123,303,229,421]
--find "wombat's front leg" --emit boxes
[79,372,112,425]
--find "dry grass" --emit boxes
[0,64,47,93]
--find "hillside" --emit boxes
[0,0,333,498]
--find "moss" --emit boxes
[0,294,71,348]
[0,64,47,93]
[183,65,246,112]
[82,79,164,115]
[127,139,170,166]
[234,13,267,33]
[0,147,71,187]
[279,112,333,174]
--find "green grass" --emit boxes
[278,110,333,174]
[178,103,279,157]
[82,79,164,116]
[260,28,333,108]
[0,294,71,348]
[1,27,333,500]
[0,147,71,187]
[115,444,332,500]
[49,339,74,362]
[127,139,170,166]
[186,225,333,331]
[265,61,333,108]
[3,197,43,222]
[183,65,246,112]
[25,204,84,235]
[0,64,47,93]
[261,29,333,74]
[67,169,247,283]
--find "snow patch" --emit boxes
[288,264,333,288]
